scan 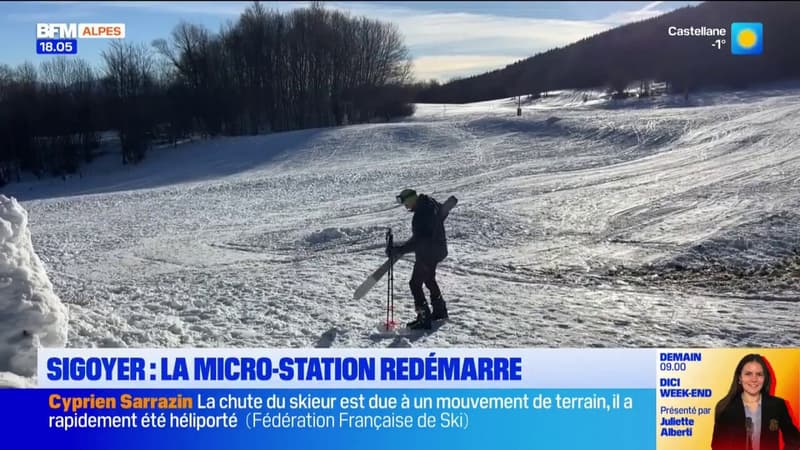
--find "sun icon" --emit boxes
[731,22,762,55]
[737,29,758,48]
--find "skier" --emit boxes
[386,189,449,330]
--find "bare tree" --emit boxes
[69,58,99,163]
[102,40,156,164]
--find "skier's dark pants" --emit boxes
[409,261,441,313]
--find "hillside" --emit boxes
[418,1,800,103]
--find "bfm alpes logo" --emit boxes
[36,23,125,54]
[37,23,126,39]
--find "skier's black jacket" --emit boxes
[397,194,448,264]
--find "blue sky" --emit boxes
[4,1,699,82]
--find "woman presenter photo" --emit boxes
[712,354,800,450]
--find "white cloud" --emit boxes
[412,55,528,82]
[327,2,687,81]
[402,14,608,49]
[325,4,612,50]
[598,1,673,25]
[323,4,614,81]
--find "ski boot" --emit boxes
[431,295,448,321]
[407,305,432,330]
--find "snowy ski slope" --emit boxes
[4,85,799,352]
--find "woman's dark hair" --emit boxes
[715,354,772,417]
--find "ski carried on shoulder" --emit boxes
[353,195,458,300]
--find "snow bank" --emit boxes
[0,371,37,388]
[0,195,68,380]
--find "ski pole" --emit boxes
[385,228,395,330]
[389,238,394,329]
[385,229,390,330]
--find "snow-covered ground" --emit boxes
[3,85,799,358]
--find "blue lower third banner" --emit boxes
[4,348,799,449]
[1,388,654,449]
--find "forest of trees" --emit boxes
[0,2,415,185]
[418,1,800,103]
